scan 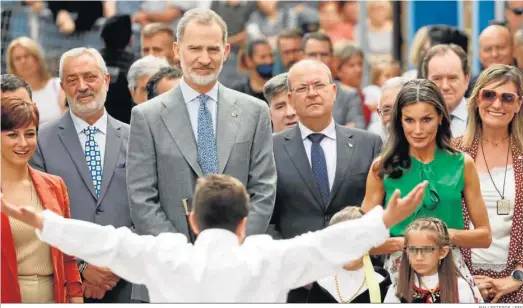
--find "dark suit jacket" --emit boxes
[272,123,382,239]
[30,112,133,303]
[1,167,83,303]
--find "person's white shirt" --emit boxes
[367,121,388,143]
[450,98,468,138]
[179,77,219,138]
[70,109,108,170]
[384,273,476,303]
[36,207,390,302]
[299,119,337,191]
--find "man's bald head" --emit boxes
[287,59,333,90]
[479,25,514,68]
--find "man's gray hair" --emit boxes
[127,56,170,90]
[263,73,288,103]
[176,8,228,45]
[381,76,409,92]
[59,47,108,81]
[287,59,333,90]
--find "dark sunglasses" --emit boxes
[480,89,520,105]
[511,7,523,15]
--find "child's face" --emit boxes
[405,230,449,276]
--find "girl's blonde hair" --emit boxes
[396,217,458,303]
[371,60,401,85]
[7,37,51,81]
[462,64,523,150]
[409,26,430,67]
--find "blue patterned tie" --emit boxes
[196,94,218,175]
[84,126,103,197]
[308,133,330,203]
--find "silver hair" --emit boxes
[287,59,333,90]
[263,73,289,104]
[381,76,409,92]
[127,56,170,90]
[176,8,228,45]
[59,47,108,81]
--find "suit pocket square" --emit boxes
[117,162,126,168]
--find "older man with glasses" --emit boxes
[368,77,409,143]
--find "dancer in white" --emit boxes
[1,174,427,303]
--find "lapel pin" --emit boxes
[348,142,353,148]
[232,112,238,117]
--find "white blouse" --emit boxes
[33,78,63,126]
[317,267,385,303]
[384,273,476,303]
[471,166,515,271]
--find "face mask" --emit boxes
[255,63,274,79]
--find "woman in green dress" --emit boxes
[361,79,491,302]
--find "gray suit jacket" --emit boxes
[333,81,366,129]
[30,112,133,303]
[271,124,382,240]
[126,83,277,301]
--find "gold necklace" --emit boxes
[482,135,510,147]
[334,274,367,303]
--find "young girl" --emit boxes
[384,217,476,303]
[363,59,401,125]
[307,207,392,303]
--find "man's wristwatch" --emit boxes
[78,261,88,278]
[511,269,523,282]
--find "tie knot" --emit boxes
[84,126,97,136]
[308,133,325,144]
[198,94,210,104]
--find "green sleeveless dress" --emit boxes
[383,147,465,237]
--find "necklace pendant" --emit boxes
[497,199,511,215]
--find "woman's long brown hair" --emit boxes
[396,217,459,303]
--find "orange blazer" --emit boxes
[1,167,83,303]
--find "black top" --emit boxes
[100,48,136,124]
[307,267,392,303]
[231,78,267,104]
[47,1,104,33]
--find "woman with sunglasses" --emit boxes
[361,79,491,303]
[452,65,523,303]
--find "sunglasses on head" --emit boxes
[480,89,519,105]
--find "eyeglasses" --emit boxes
[377,107,393,116]
[292,82,331,94]
[480,89,520,105]
[405,246,439,257]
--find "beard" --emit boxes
[179,53,224,86]
[67,87,107,117]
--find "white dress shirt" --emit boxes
[70,109,108,169]
[36,207,389,303]
[299,119,337,191]
[179,77,219,139]
[450,98,468,138]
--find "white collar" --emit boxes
[70,109,108,136]
[298,119,337,141]
[194,228,240,247]
[179,77,219,104]
[451,98,468,122]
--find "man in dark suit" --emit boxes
[31,47,132,303]
[271,59,382,302]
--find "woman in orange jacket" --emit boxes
[1,95,83,303]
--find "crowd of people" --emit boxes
[1,1,523,305]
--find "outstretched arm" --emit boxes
[1,195,188,287]
[275,182,427,290]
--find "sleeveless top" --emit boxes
[384,147,465,237]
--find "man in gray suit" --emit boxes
[271,59,382,302]
[31,48,132,303]
[302,32,366,129]
[127,8,277,302]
